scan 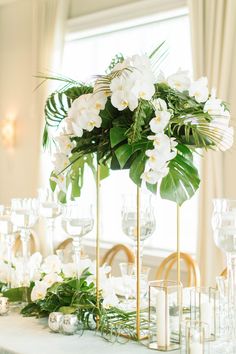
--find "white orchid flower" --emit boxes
[52,153,70,173]
[79,110,102,131]
[167,69,190,92]
[149,111,171,133]
[148,133,171,151]
[156,70,167,84]
[54,135,74,155]
[62,263,77,278]
[131,77,155,100]
[50,174,67,193]
[0,260,9,283]
[90,92,107,111]
[68,94,92,118]
[31,281,48,302]
[145,149,169,170]
[43,272,63,288]
[42,255,62,274]
[111,89,138,111]
[71,121,83,137]
[204,88,227,116]
[189,77,209,103]
[152,98,168,111]
[141,167,169,184]
[102,293,119,309]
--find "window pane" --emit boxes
[61,12,198,255]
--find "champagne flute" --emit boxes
[61,200,93,281]
[11,198,39,286]
[38,187,61,255]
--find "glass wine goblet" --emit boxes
[11,198,39,286]
[38,187,62,255]
[121,192,156,270]
[212,198,236,342]
[119,262,134,309]
[0,207,16,289]
[61,200,94,281]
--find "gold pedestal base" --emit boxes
[148,342,180,351]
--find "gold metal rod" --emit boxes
[96,164,101,326]
[177,204,181,286]
[136,186,141,340]
[177,204,181,328]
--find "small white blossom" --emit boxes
[149,111,171,133]
[43,272,63,288]
[103,293,119,309]
[79,110,102,131]
[203,88,226,116]
[54,135,74,155]
[141,167,169,184]
[42,255,62,274]
[167,69,190,92]
[52,153,70,173]
[152,98,168,111]
[189,77,209,103]
[148,133,171,151]
[50,174,67,193]
[31,281,48,302]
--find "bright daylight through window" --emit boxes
[61,8,199,256]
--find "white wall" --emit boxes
[0,0,41,204]
[68,0,143,18]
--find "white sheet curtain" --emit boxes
[32,0,69,255]
[188,0,236,285]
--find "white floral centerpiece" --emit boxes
[42,45,233,205]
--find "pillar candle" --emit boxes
[200,301,212,338]
[190,342,203,354]
[156,290,170,347]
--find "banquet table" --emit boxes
[0,312,179,354]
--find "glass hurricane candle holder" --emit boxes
[190,287,217,341]
[184,320,209,354]
[148,280,182,351]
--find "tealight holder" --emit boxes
[48,312,64,333]
[184,320,209,354]
[148,280,182,351]
[0,296,9,315]
[190,287,217,341]
[61,314,83,335]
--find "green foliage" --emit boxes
[41,51,228,205]
[106,53,124,73]
[160,151,200,206]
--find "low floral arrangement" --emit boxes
[2,254,142,339]
[42,44,233,205]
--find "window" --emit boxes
[61,4,199,256]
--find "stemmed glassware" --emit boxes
[38,188,62,255]
[61,200,94,281]
[119,262,134,308]
[121,192,156,269]
[0,207,16,288]
[11,198,39,286]
[212,199,236,342]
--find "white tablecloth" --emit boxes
[0,312,179,354]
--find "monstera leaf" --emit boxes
[160,152,200,206]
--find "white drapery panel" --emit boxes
[188,0,236,285]
[32,0,69,255]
